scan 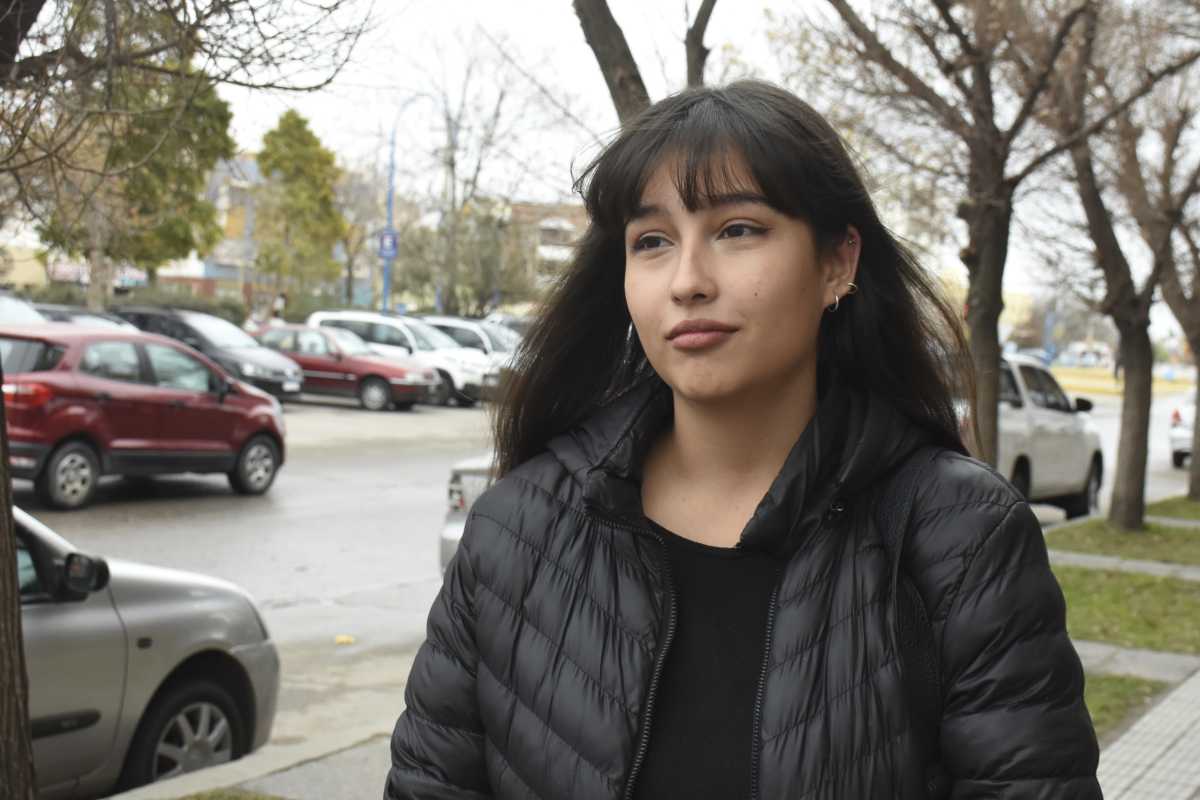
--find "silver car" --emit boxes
[440,454,494,572]
[15,507,279,798]
[1171,401,1195,468]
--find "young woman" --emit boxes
[386,81,1100,799]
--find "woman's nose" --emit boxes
[670,240,717,305]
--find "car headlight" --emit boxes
[241,362,262,377]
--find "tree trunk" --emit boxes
[961,187,1013,467]
[572,0,651,124]
[345,256,354,304]
[85,206,110,311]
[685,0,718,88]
[1191,378,1200,501]
[1109,319,1154,530]
[0,356,38,798]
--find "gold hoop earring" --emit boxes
[827,293,840,313]
[845,282,858,295]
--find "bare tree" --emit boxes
[775,0,1200,468]
[1036,3,1200,529]
[1170,226,1200,499]
[336,166,386,305]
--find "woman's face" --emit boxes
[624,159,858,405]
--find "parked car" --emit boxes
[440,452,494,572]
[1,324,286,509]
[111,306,303,399]
[422,315,519,400]
[306,310,492,406]
[34,303,139,331]
[1170,401,1195,468]
[256,324,438,411]
[0,293,47,324]
[987,355,1103,517]
[16,505,278,797]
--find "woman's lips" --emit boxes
[670,330,735,350]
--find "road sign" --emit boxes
[378,231,398,260]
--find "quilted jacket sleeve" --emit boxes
[385,514,491,799]
[938,499,1101,798]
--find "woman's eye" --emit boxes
[719,223,766,240]
[632,234,668,252]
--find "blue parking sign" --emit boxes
[378,231,398,259]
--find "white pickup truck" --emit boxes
[993,355,1103,518]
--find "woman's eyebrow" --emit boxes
[628,192,768,223]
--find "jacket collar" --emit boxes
[547,374,931,557]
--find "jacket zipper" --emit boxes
[750,502,841,800]
[621,524,677,800]
[748,578,781,800]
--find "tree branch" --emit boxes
[685,0,718,88]
[1004,2,1091,149]
[572,0,650,124]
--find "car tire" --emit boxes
[430,372,453,406]
[119,679,246,789]
[359,377,391,411]
[1173,451,1188,469]
[455,393,477,408]
[35,440,100,510]
[394,402,415,412]
[1011,460,1031,501]
[1062,459,1101,519]
[227,435,280,495]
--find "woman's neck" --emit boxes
[643,367,820,527]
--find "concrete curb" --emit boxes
[1048,549,1200,583]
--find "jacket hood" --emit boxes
[547,375,932,557]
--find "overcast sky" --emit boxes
[216,1,1180,338]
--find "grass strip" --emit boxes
[1055,566,1200,654]
[1146,496,1200,521]
[1084,672,1168,741]
[1046,518,1200,567]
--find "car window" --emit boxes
[144,314,190,342]
[16,539,40,597]
[1036,368,1073,412]
[401,319,457,351]
[0,338,64,373]
[146,344,213,392]
[1000,366,1021,405]
[179,311,258,349]
[480,321,519,352]
[296,330,330,356]
[1018,365,1048,408]
[80,341,143,383]
[321,319,374,341]
[260,328,296,351]
[439,324,486,350]
[373,323,413,349]
[326,327,372,355]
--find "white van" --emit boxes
[306,310,491,406]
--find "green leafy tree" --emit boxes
[254,111,345,290]
[36,68,235,306]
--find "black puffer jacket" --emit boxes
[387,379,1100,799]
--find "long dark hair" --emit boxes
[494,80,971,477]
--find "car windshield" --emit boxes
[180,311,259,349]
[403,318,459,351]
[327,327,373,355]
[0,296,46,324]
[479,321,520,352]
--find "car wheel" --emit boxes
[455,393,478,408]
[359,377,391,411]
[430,372,453,406]
[227,435,280,495]
[1173,451,1188,469]
[119,679,246,789]
[1011,460,1031,501]
[35,441,100,510]
[1062,460,1101,519]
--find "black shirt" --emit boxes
[632,519,780,800]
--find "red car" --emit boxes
[1,324,286,510]
[256,324,438,411]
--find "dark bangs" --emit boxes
[576,85,859,248]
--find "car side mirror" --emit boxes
[332,350,343,361]
[61,553,109,598]
[212,376,233,401]
[1075,397,1093,413]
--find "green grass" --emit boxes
[1055,566,1200,654]
[1146,496,1200,521]
[1046,518,1200,566]
[1084,673,1168,741]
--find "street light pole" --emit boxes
[381,125,397,312]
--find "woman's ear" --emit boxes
[822,225,861,307]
